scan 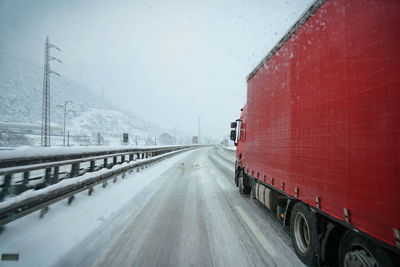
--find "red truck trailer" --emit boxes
[230,0,400,266]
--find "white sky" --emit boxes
[0,0,313,140]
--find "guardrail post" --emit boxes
[0,174,12,201]
[129,154,134,162]
[121,155,125,163]
[22,171,30,191]
[67,195,74,205]
[71,163,80,177]
[90,160,95,172]
[88,186,94,195]
[104,158,108,169]
[113,156,117,166]
[53,167,59,184]
[39,206,49,218]
[45,168,52,185]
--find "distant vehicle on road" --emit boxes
[192,136,199,144]
[230,0,400,266]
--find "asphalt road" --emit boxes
[58,147,304,267]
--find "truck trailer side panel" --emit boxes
[241,0,400,248]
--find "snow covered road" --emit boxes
[0,147,304,267]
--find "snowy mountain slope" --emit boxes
[0,54,163,138]
[69,108,159,137]
[0,54,112,123]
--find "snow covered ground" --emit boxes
[0,149,196,267]
[224,146,236,151]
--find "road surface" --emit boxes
[55,147,304,267]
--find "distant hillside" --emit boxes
[69,108,159,137]
[0,53,166,142]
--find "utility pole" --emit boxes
[174,127,177,145]
[154,136,157,145]
[56,101,73,146]
[135,135,138,146]
[67,131,70,146]
[198,116,201,144]
[41,36,62,147]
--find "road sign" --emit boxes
[123,133,129,144]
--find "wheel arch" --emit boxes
[234,161,244,187]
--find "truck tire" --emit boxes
[339,230,395,267]
[290,202,317,266]
[238,170,250,196]
[234,168,239,187]
[251,182,257,199]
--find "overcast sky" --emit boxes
[0,0,313,140]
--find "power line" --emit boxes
[0,50,43,69]
[0,16,45,43]
[0,30,43,54]
[0,15,122,102]
[0,16,95,73]
[0,49,104,96]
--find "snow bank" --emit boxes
[0,144,191,161]
[0,149,192,210]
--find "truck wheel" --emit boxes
[290,202,317,266]
[238,171,250,196]
[251,182,257,199]
[339,230,395,267]
[234,168,239,187]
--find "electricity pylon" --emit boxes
[41,36,62,147]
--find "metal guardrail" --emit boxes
[0,147,198,227]
[0,145,191,168]
[0,145,194,202]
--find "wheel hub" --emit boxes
[294,213,310,253]
[344,249,378,267]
